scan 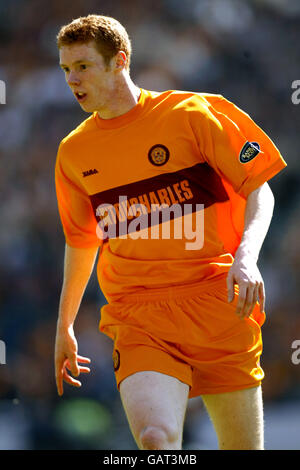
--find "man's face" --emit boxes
[59,41,116,113]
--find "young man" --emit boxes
[54,15,286,450]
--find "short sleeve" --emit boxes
[191,95,287,199]
[55,144,101,248]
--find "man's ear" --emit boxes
[115,51,127,71]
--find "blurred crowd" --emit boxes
[0,0,299,450]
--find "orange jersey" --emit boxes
[55,89,287,301]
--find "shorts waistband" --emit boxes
[119,274,228,303]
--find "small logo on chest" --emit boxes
[148,144,170,166]
[82,169,99,177]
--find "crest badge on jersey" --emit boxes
[239,141,261,163]
[148,144,170,166]
[112,349,120,371]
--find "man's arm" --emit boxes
[55,243,99,395]
[227,182,275,319]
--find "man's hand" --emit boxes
[226,183,273,320]
[227,255,265,319]
[55,324,91,396]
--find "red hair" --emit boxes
[57,15,131,70]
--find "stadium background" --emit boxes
[0,0,299,450]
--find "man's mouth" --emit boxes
[75,92,87,102]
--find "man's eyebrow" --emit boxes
[59,59,92,67]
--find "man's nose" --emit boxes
[67,71,80,86]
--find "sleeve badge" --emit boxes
[239,141,261,163]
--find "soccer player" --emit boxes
[54,15,286,450]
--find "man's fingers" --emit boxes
[235,284,247,317]
[243,282,259,318]
[71,355,91,375]
[227,273,235,303]
[77,355,91,364]
[65,356,91,375]
[62,368,82,388]
[258,282,265,312]
[65,362,90,374]
[236,281,263,319]
[65,357,80,377]
[56,355,91,396]
[55,363,64,396]
[78,366,90,374]
[56,375,63,396]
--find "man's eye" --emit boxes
[80,64,87,70]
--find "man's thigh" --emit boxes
[119,371,190,450]
[201,385,264,450]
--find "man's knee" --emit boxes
[139,425,180,450]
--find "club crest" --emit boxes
[148,144,170,166]
[112,349,120,371]
[239,141,260,163]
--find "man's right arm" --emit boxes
[55,243,99,396]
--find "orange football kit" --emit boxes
[55,89,287,396]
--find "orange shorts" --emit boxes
[99,274,266,397]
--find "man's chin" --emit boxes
[78,102,95,113]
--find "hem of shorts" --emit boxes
[191,380,262,397]
[116,367,193,391]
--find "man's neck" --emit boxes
[97,74,140,120]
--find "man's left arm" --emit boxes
[227,182,275,319]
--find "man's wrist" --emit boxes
[234,246,259,264]
[56,317,74,331]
